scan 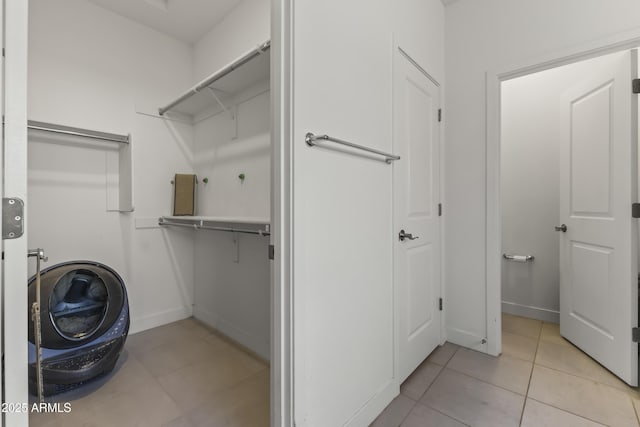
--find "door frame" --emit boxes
[486,28,640,356]
[3,1,30,426]
[271,0,294,426]
[392,42,446,383]
[0,0,295,425]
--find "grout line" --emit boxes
[526,397,610,427]
[444,360,533,396]
[414,400,472,427]
[395,346,460,426]
[532,338,638,397]
[422,354,452,396]
[437,365,528,397]
[532,363,633,393]
[443,346,462,368]
[528,324,639,426]
[394,398,417,427]
[190,316,270,366]
[523,321,635,427]
[439,338,534,397]
[517,320,542,426]
[500,331,540,363]
[148,320,269,415]
[443,345,460,367]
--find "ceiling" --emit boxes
[86,0,242,44]
[88,0,459,44]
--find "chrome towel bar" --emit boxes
[305,132,400,164]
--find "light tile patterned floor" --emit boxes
[29,318,269,427]
[372,313,640,427]
[28,314,640,426]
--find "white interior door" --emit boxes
[559,50,638,386]
[394,49,442,382]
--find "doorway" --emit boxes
[498,50,639,386]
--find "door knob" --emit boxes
[555,224,567,233]
[399,229,419,241]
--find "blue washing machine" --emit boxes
[28,261,129,396]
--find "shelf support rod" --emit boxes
[158,40,271,116]
[207,88,234,120]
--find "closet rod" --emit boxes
[199,224,270,236]
[28,120,130,144]
[158,40,271,116]
[159,219,270,236]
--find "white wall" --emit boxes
[192,82,271,359]
[193,231,270,358]
[184,0,271,359]
[445,0,640,349]
[500,55,612,323]
[501,71,561,323]
[393,0,445,83]
[193,0,270,83]
[175,0,272,356]
[28,0,196,334]
[194,83,271,219]
[289,0,444,425]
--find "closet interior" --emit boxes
[158,40,272,361]
[26,0,272,425]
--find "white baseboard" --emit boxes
[129,305,193,335]
[446,327,488,353]
[502,301,559,324]
[193,306,270,360]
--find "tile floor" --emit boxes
[27,314,640,426]
[29,318,269,427]
[371,313,640,427]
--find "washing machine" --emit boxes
[27,261,129,396]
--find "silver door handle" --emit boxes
[399,229,419,241]
[555,224,567,233]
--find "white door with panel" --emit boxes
[559,50,638,386]
[394,49,442,382]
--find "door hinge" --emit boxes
[633,327,640,342]
[633,79,640,94]
[268,244,275,260]
[633,203,640,218]
[438,108,442,122]
[438,203,442,217]
[2,198,24,240]
[439,298,443,311]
